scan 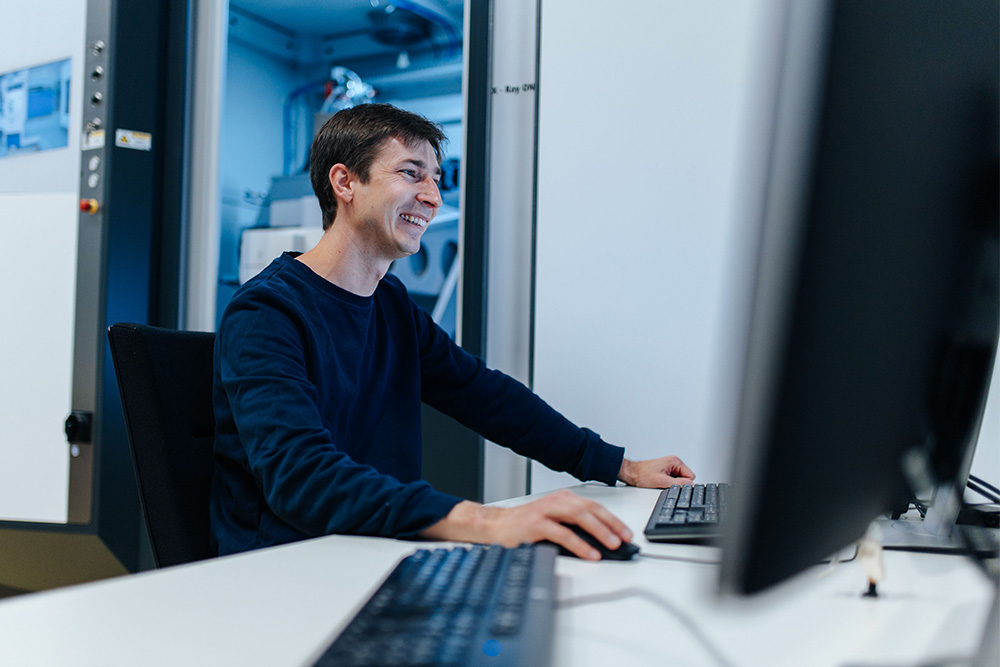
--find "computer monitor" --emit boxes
[719,0,998,596]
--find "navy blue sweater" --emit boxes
[211,252,624,555]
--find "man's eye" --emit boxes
[401,169,417,177]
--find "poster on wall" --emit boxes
[0,58,72,158]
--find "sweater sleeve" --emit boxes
[410,299,624,486]
[215,287,461,540]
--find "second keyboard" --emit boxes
[643,483,730,542]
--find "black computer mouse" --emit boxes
[543,524,640,561]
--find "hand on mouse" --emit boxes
[618,455,695,488]
[418,489,632,561]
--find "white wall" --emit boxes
[530,0,780,491]
[0,0,87,522]
[524,0,999,496]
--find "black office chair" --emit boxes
[108,322,217,568]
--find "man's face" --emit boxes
[349,137,442,262]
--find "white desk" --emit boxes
[0,484,994,666]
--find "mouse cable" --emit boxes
[635,552,720,565]
[555,586,737,667]
[636,546,857,567]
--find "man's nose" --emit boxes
[418,178,442,209]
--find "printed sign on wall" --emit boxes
[0,58,72,159]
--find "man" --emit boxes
[211,103,694,560]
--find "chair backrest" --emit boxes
[108,322,216,568]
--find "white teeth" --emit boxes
[401,214,427,227]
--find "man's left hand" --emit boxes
[618,456,695,488]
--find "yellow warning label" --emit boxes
[115,129,152,152]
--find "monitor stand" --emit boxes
[877,482,998,555]
[876,516,964,552]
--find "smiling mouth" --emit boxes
[400,213,428,228]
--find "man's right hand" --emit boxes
[417,489,632,560]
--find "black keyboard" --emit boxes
[311,544,557,667]
[643,483,730,542]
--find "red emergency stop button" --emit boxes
[79,198,99,214]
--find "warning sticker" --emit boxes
[82,129,105,151]
[115,129,152,151]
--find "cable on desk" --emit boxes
[636,552,720,565]
[828,544,859,564]
[556,586,737,667]
[814,543,860,583]
[969,474,1000,497]
[966,477,1000,504]
[637,545,856,567]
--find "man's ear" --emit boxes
[329,164,355,204]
